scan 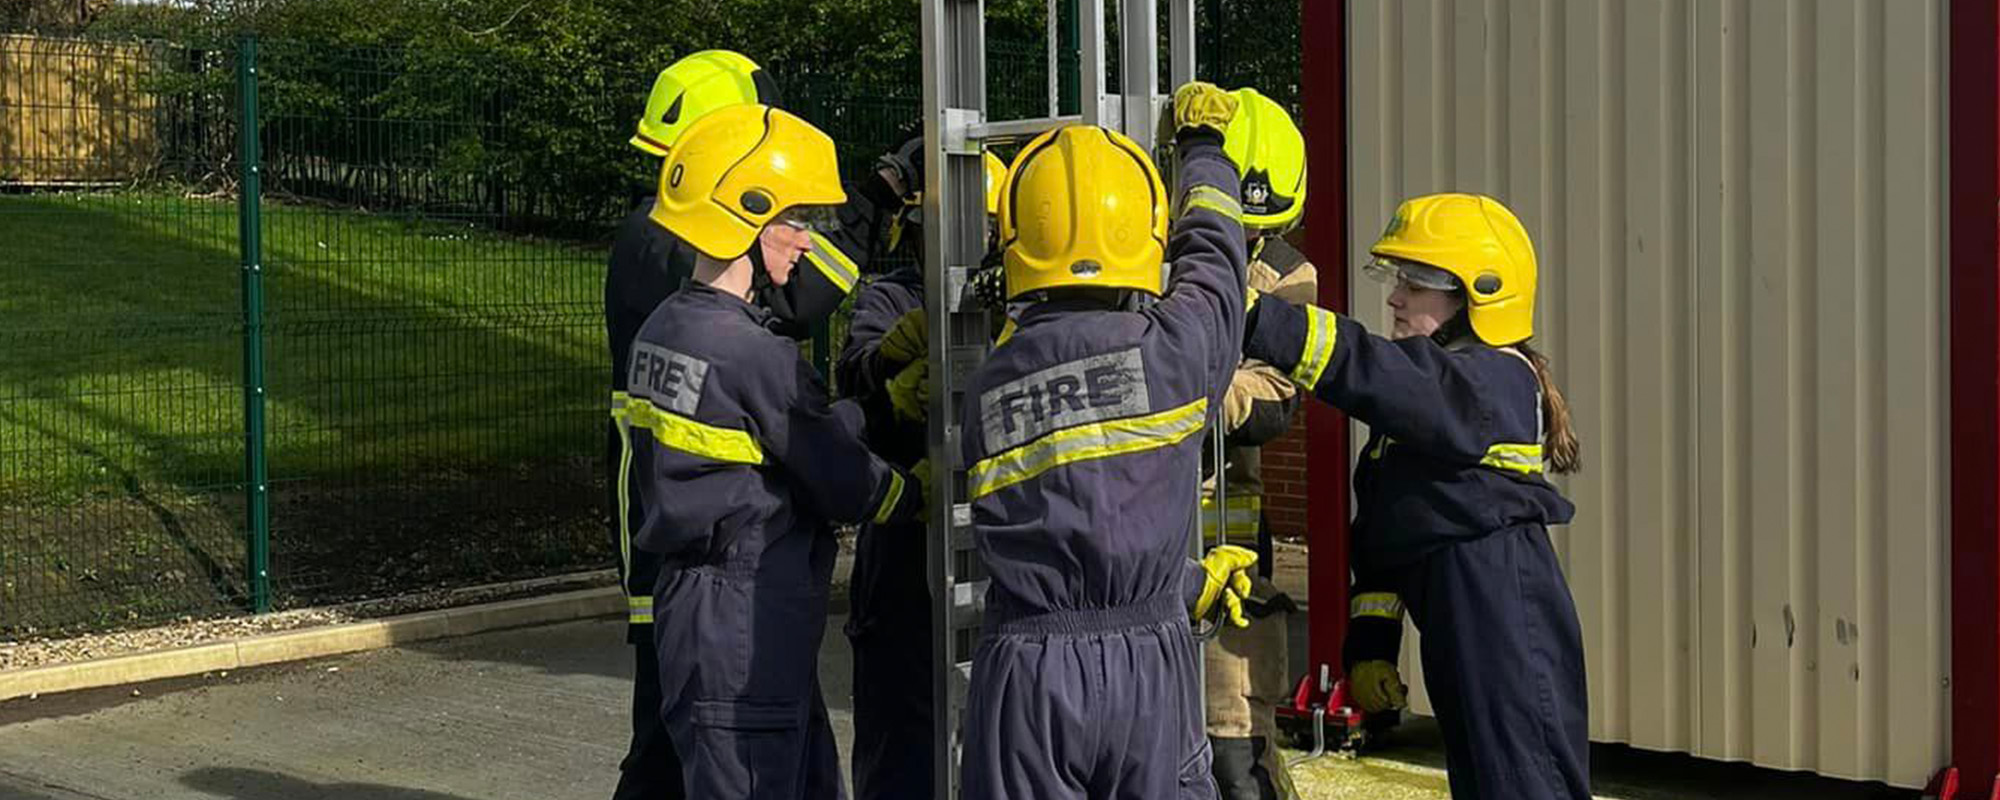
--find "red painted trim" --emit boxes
[1950,0,2000,794]
[1299,0,1350,688]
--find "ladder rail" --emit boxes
[923,2,1204,795]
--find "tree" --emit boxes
[1,0,113,32]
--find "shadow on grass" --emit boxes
[0,191,613,634]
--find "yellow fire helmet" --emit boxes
[1369,192,1538,345]
[1222,87,1306,232]
[983,150,1007,216]
[649,104,847,260]
[630,50,780,157]
[997,125,1168,299]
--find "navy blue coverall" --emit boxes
[833,265,934,800]
[603,173,897,800]
[1240,296,1588,800]
[619,280,922,800]
[956,129,1246,800]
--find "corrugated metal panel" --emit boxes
[1343,0,1949,787]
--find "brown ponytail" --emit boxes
[1515,341,1580,475]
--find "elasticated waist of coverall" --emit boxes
[985,594,1185,636]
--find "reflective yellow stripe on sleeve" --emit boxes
[1199,494,1263,544]
[621,395,765,465]
[804,232,860,294]
[1180,184,1244,223]
[1480,443,1545,475]
[628,595,654,625]
[1350,591,1405,620]
[968,398,1209,499]
[611,392,638,594]
[872,470,907,525]
[1290,305,1338,389]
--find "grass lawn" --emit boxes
[0,190,614,633]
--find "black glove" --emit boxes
[877,135,924,201]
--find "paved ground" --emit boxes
[0,612,1919,800]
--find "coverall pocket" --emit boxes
[687,697,808,800]
[1178,736,1218,799]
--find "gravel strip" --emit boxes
[0,570,619,672]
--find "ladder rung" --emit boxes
[951,579,988,617]
[947,345,985,384]
[965,115,1080,142]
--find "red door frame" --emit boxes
[1949,0,2000,794]
[1298,0,1351,691]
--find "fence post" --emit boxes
[236,35,272,613]
[1059,0,1080,114]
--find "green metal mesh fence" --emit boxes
[0,19,1259,636]
[0,35,250,633]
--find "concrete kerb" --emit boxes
[0,586,623,702]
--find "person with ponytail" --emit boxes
[1240,193,1587,799]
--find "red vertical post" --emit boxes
[1299,0,1350,689]
[1950,0,2000,794]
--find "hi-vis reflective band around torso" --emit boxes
[1480,443,1544,475]
[1368,435,1546,476]
[969,347,1208,498]
[611,344,762,626]
[620,342,765,465]
[969,398,1209,498]
[803,232,860,294]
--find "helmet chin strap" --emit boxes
[747,241,773,299]
[748,242,812,340]
[1429,301,1476,348]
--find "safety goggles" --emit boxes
[773,204,842,234]
[1362,255,1460,292]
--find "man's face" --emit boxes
[757,222,813,286]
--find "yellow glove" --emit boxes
[887,359,930,423]
[1349,660,1408,713]
[879,308,928,364]
[1193,545,1258,627]
[1173,81,1240,135]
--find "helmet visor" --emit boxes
[1363,256,1460,292]
[773,204,842,233]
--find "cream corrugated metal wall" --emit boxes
[1344,0,1950,787]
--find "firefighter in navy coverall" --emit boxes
[1238,193,1588,799]
[834,150,1005,800]
[1201,87,1311,800]
[616,103,925,800]
[956,82,1262,800]
[603,51,910,800]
